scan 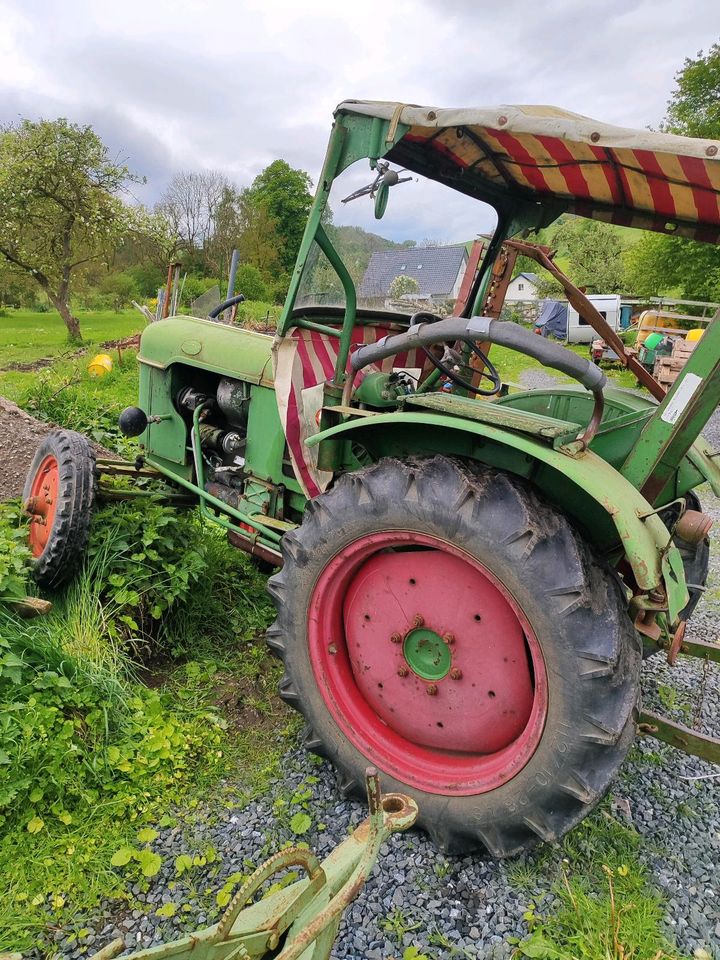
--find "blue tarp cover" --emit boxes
[535,299,567,339]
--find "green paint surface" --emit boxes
[403,628,451,680]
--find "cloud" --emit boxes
[0,0,718,242]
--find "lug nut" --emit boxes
[450,668,463,680]
[443,633,455,645]
[390,632,402,644]
[426,684,438,696]
[412,614,425,628]
[397,666,409,678]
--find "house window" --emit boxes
[518,283,524,291]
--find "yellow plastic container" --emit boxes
[88,353,113,377]
[686,327,704,342]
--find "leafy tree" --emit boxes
[236,192,282,278]
[552,220,625,293]
[205,185,242,280]
[664,42,720,138]
[127,263,166,298]
[99,271,140,312]
[203,184,283,283]
[624,232,720,300]
[389,274,420,299]
[0,260,37,308]
[234,263,268,302]
[245,160,313,274]
[0,118,148,340]
[626,45,720,300]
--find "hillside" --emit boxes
[325,224,415,283]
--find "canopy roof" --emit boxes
[336,101,720,241]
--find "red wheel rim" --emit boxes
[25,455,60,557]
[308,532,547,796]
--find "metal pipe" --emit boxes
[277,122,347,338]
[225,249,240,321]
[292,318,343,339]
[315,223,357,386]
[189,404,283,545]
[143,412,283,546]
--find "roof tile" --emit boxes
[359,244,468,298]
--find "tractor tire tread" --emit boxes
[267,456,640,856]
[23,429,96,589]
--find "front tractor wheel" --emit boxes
[23,429,96,589]
[267,457,640,856]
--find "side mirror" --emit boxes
[374,181,389,219]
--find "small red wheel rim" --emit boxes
[308,532,547,796]
[25,455,60,557]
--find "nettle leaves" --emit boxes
[86,503,208,636]
[0,504,32,601]
[111,828,162,878]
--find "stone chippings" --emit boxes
[52,415,720,960]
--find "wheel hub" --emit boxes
[25,455,59,557]
[402,625,451,680]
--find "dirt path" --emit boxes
[0,396,55,501]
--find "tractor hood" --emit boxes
[137,315,274,386]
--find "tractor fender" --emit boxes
[307,411,686,605]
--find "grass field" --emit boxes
[0,308,147,366]
[0,307,639,404]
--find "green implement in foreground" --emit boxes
[36,772,414,960]
[22,100,720,858]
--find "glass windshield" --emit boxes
[295,160,498,316]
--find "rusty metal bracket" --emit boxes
[642,623,720,665]
[671,634,720,665]
[504,239,666,400]
[638,709,720,764]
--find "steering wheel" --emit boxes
[422,340,502,396]
[407,311,501,396]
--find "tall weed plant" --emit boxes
[0,500,227,950]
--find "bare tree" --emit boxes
[157,171,230,258]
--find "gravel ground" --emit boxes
[518,369,561,391]
[23,409,720,959]
[0,396,116,502]
[0,397,55,500]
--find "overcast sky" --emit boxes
[1,0,719,243]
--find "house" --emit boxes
[358,244,469,306]
[505,272,540,302]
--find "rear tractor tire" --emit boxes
[267,456,641,857]
[23,429,96,589]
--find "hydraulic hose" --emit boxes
[351,316,606,392]
[208,293,246,320]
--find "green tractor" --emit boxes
[24,102,720,857]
